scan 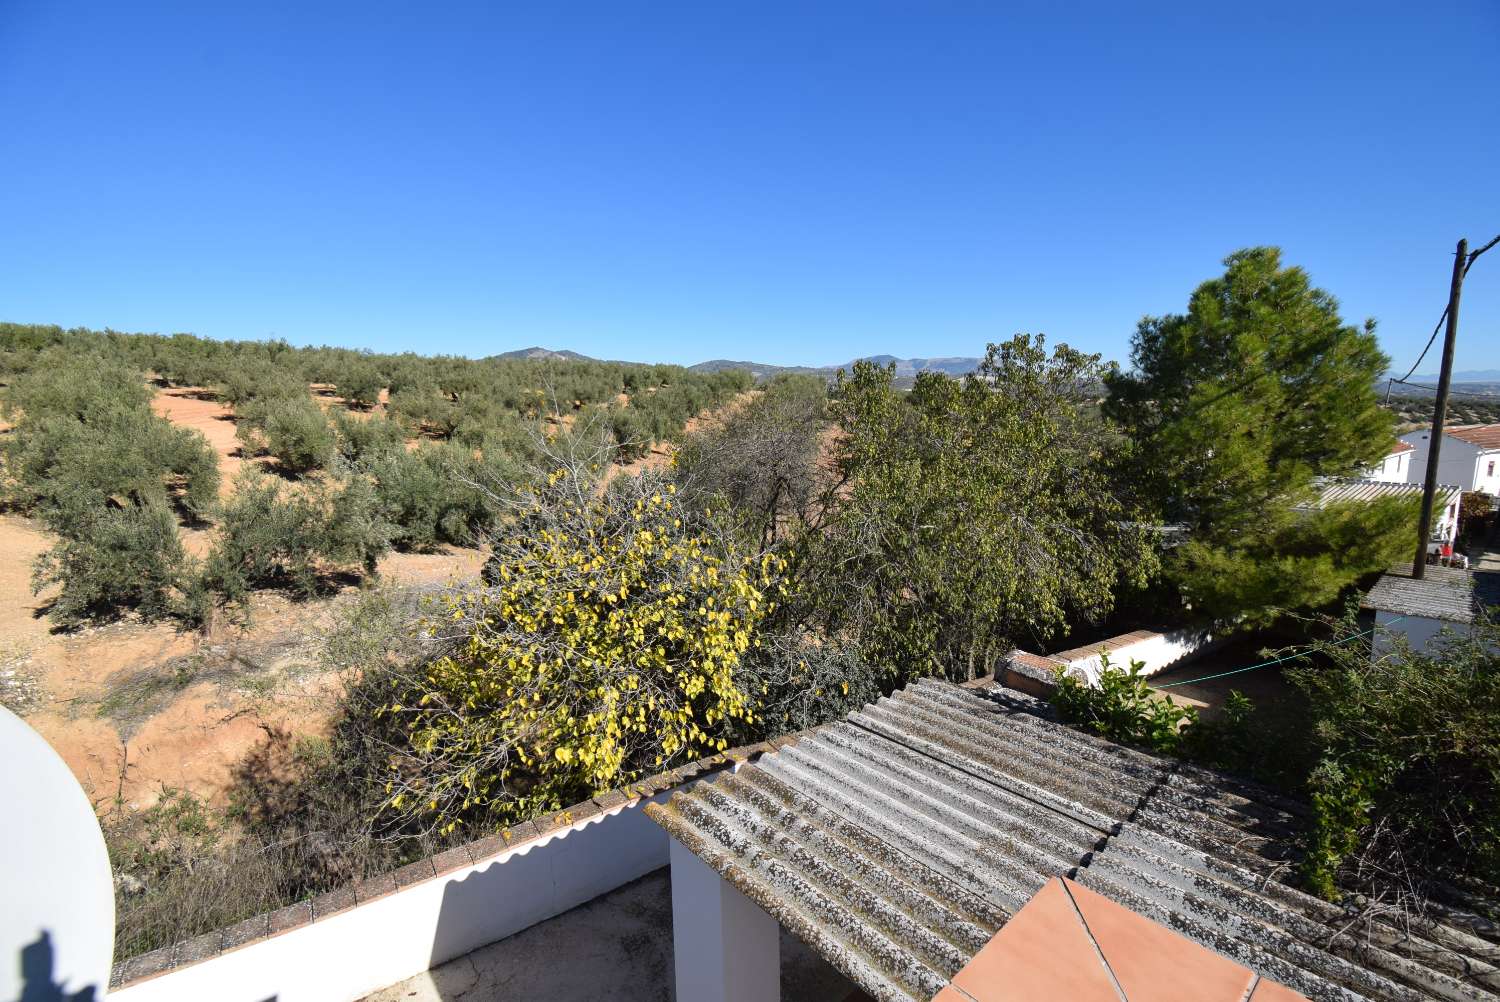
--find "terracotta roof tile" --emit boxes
[1065,877,1257,1002]
[1447,424,1500,450]
[949,878,1122,1002]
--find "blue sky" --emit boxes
[2,2,1497,371]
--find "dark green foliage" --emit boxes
[1051,655,1198,753]
[1105,248,1401,624]
[801,336,1156,683]
[1289,615,1500,900]
[358,442,496,550]
[202,470,392,608]
[262,398,336,474]
[331,411,407,463]
[387,384,458,438]
[1174,497,1419,628]
[32,503,191,626]
[334,361,384,409]
[729,635,883,743]
[0,350,218,626]
[1049,656,1294,780]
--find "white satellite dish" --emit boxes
[0,705,115,1001]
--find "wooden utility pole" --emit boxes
[1412,239,1467,579]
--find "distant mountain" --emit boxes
[492,346,598,362]
[1399,370,1500,383]
[689,355,984,383]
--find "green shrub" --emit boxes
[263,399,336,474]
[1289,615,1500,900]
[202,470,392,609]
[360,442,493,550]
[32,503,191,626]
[1050,654,1197,754]
[387,384,457,438]
[331,411,407,463]
[335,363,383,410]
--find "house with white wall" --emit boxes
[1364,440,1414,483]
[1400,423,1500,496]
[1296,478,1462,547]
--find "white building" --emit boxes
[1364,440,1414,483]
[1296,477,1462,546]
[1399,423,1500,496]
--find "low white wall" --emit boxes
[108,793,674,1002]
[1063,625,1223,686]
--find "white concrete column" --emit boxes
[669,837,780,1002]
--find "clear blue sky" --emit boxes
[2,2,1497,371]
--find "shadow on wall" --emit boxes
[10,932,95,1002]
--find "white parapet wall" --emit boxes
[107,792,676,1002]
[1054,624,1224,687]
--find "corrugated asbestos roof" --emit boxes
[1295,478,1461,512]
[647,680,1500,1002]
[1362,564,1492,623]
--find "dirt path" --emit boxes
[3,379,486,815]
[0,512,482,814]
[150,386,256,491]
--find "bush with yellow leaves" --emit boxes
[384,436,785,833]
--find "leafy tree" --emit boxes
[381,445,785,833]
[1173,496,1418,628]
[263,399,336,474]
[359,442,494,550]
[335,362,384,410]
[801,336,1155,683]
[202,469,392,611]
[330,411,407,463]
[33,503,191,626]
[674,374,834,548]
[1105,249,1400,622]
[1289,614,1500,901]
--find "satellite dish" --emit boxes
[0,706,115,1001]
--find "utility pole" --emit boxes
[1412,239,1467,579]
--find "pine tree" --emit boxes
[1106,248,1405,623]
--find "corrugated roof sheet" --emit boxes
[1295,478,1461,512]
[648,681,1500,1002]
[1447,425,1500,451]
[1362,564,1495,623]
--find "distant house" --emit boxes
[1295,477,1461,546]
[1400,423,1500,496]
[1363,439,1414,483]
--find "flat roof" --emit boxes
[1362,563,1496,623]
[648,680,1500,1002]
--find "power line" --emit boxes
[1152,618,1403,690]
[1391,234,1500,385]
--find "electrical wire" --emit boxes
[1152,617,1404,689]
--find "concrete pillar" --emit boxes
[669,837,780,1002]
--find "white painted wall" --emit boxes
[669,838,780,1002]
[1402,430,1482,492]
[1476,450,1500,496]
[1062,625,1223,685]
[1372,610,1466,656]
[1364,450,1411,484]
[108,794,676,1002]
